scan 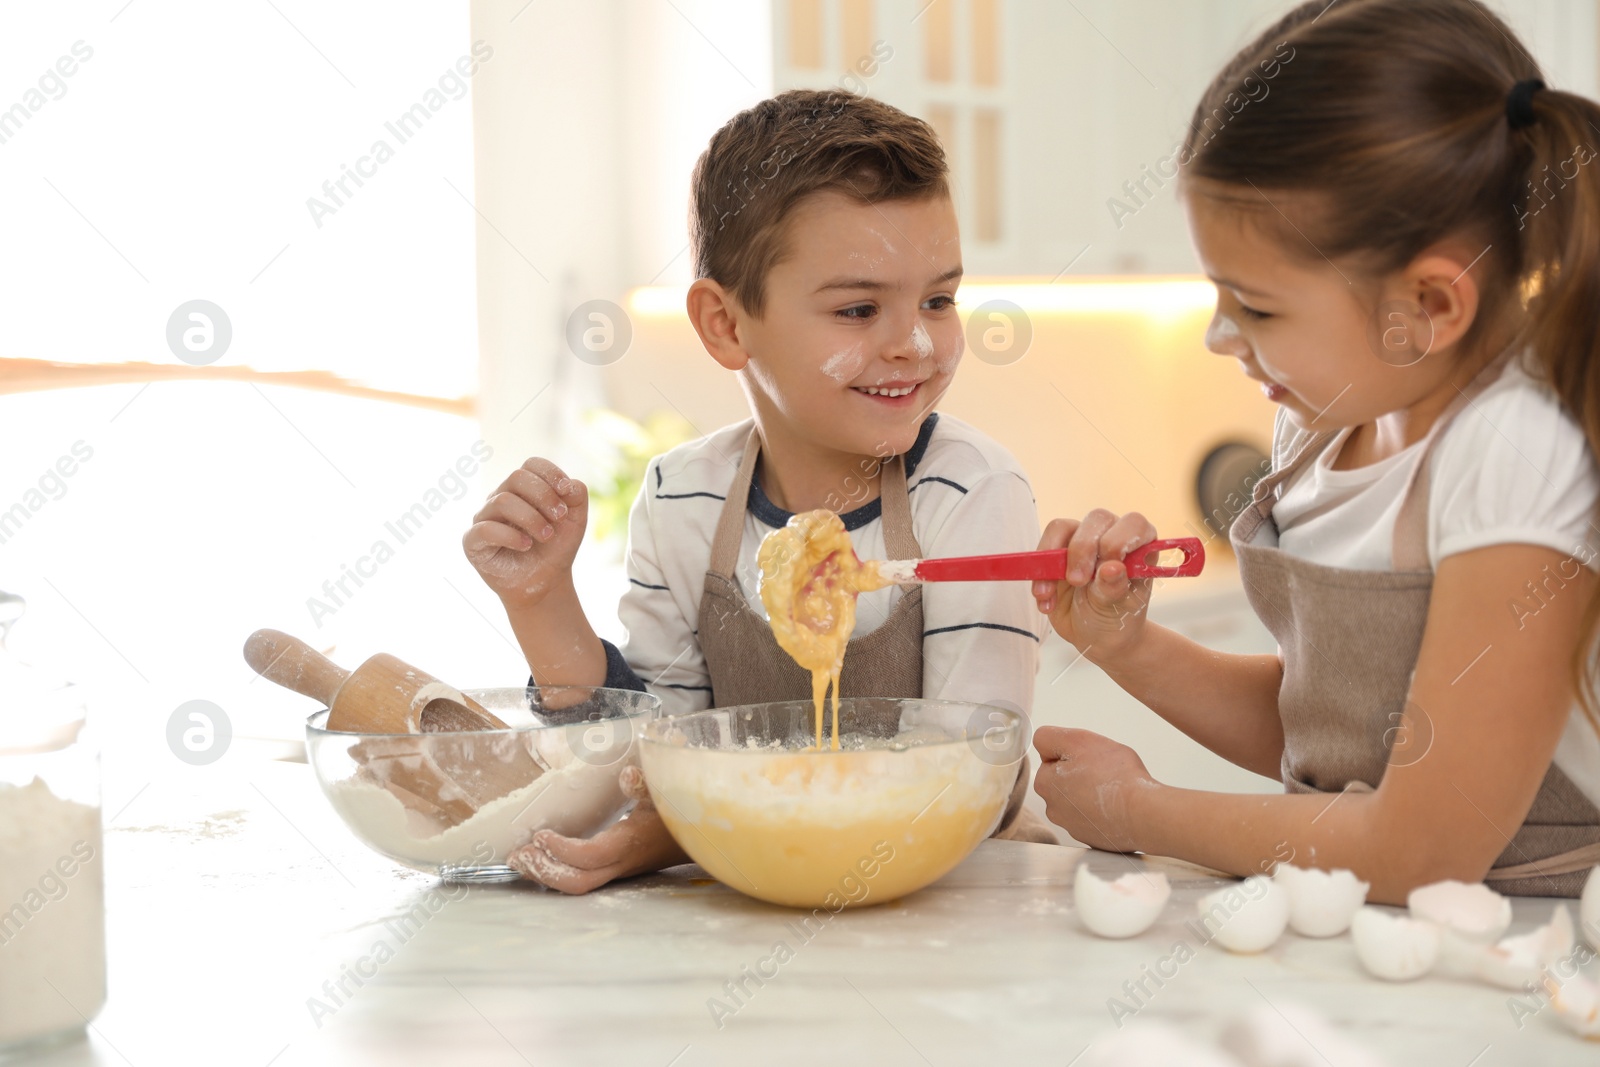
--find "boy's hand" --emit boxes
[1030,509,1158,665]
[507,766,689,893]
[463,458,588,607]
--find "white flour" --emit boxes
[821,343,866,383]
[0,777,105,1048]
[326,751,629,868]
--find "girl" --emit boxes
[1032,0,1600,903]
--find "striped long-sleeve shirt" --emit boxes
[600,412,1045,718]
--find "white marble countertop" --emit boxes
[18,758,1599,1067]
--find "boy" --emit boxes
[464,89,1053,893]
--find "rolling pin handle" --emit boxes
[242,629,349,706]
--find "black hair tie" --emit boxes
[1506,79,1545,130]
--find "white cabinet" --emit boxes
[774,0,1600,276]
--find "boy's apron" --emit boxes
[1231,362,1600,897]
[697,428,1054,843]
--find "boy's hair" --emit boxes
[689,89,948,317]
[1180,0,1600,714]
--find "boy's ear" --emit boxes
[686,278,750,371]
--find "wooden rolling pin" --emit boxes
[243,629,541,824]
[243,628,507,733]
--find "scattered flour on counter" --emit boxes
[1019,896,1068,916]
[326,754,629,867]
[0,777,105,1047]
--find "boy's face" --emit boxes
[736,190,964,459]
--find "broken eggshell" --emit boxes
[1350,906,1440,981]
[1196,875,1290,954]
[1074,865,1171,939]
[1474,904,1575,991]
[1544,969,1600,1040]
[1406,879,1512,977]
[1273,864,1370,938]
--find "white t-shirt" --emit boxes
[613,412,1045,719]
[1268,356,1600,809]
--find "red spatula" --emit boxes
[872,537,1205,584]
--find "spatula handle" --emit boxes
[1124,538,1206,578]
[243,629,349,705]
[911,549,1068,582]
[907,537,1206,582]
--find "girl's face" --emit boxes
[1181,187,1472,432]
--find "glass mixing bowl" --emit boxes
[639,697,1025,909]
[306,686,659,882]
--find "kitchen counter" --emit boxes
[19,758,1598,1067]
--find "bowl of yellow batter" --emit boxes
[639,697,1025,909]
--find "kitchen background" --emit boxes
[2,0,1596,821]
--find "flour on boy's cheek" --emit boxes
[821,343,868,383]
[928,324,962,375]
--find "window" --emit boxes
[0,3,491,735]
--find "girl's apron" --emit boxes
[697,428,1054,842]
[1231,364,1600,897]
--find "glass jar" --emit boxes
[0,591,105,1057]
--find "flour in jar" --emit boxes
[0,777,105,1048]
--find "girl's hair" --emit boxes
[1182,0,1600,718]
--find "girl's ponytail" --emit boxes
[1513,86,1600,718]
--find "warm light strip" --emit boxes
[626,276,1218,319]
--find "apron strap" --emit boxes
[707,427,923,576]
[1233,419,1340,545]
[1484,840,1600,882]
[1390,352,1517,572]
[879,451,921,560]
[708,429,762,579]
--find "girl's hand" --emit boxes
[1032,726,1155,853]
[1030,509,1159,665]
[507,766,688,893]
[463,458,589,607]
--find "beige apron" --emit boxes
[1232,363,1600,897]
[697,429,1054,842]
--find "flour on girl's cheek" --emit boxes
[910,322,935,360]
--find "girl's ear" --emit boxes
[1403,246,1486,355]
[686,279,750,371]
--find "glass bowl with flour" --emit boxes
[307,687,659,882]
[640,697,1024,909]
